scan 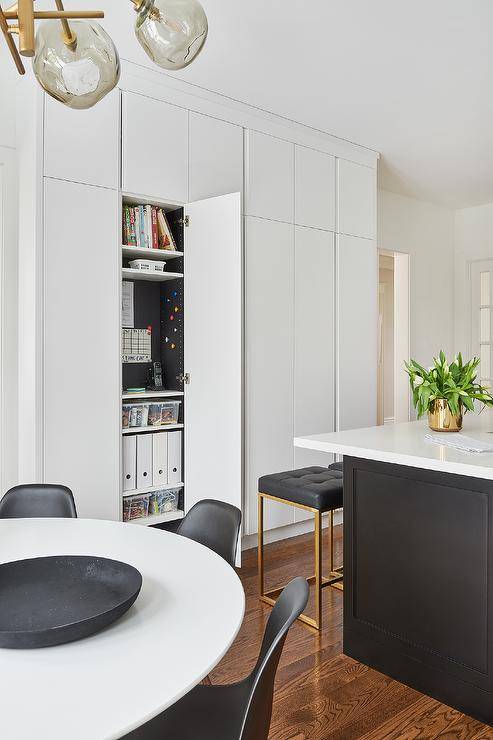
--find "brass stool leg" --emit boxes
[314,510,322,630]
[329,507,344,591]
[258,493,264,597]
[258,491,342,631]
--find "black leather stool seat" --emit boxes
[328,461,343,473]
[259,466,343,512]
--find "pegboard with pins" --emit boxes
[160,278,184,391]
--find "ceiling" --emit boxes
[9,0,493,209]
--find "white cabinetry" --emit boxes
[44,90,120,190]
[337,159,376,239]
[122,92,188,201]
[245,216,294,534]
[189,113,243,202]
[184,194,242,511]
[294,226,335,470]
[295,146,335,231]
[44,178,120,520]
[245,131,294,223]
[337,234,377,431]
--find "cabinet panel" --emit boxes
[246,217,294,534]
[245,131,294,223]
[184,194,242,513]
[337,159,376,239]
[122,92,188,201]
[294,226,335,520]
[295,146,335,230]
[44,179,120,520]
[189,113,243,202]
[44,89,120,190]
[337,234,377,431]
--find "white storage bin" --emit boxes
[128,259,166,272]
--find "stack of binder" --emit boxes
[123,431,182,492]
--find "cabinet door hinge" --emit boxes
[177,372,191,384]
[184,215,190,227]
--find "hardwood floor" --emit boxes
[210,526,493,739]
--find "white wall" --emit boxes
[0,48,18,493]
[378,189,455,368]
[454,202,493,356]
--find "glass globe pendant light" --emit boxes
[32,19,120,109]
[133,0,208,71]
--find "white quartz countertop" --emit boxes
[294,412,493,480]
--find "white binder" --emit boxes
[152,432,168,487]
[122,435,137,491]
[136,434,153,489]
[167,431,182,484]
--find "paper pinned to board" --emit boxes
[425,432,493,453]
[122,281,134,328]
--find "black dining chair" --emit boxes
[0,484,77,519]
[176,499,241,568]
[125,576,309,740]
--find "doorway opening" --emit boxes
[377,250,410,425]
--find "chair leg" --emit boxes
[314,510,322,630]
[258,493,264,597]
[329,508,344,592]
[258,492,342,631]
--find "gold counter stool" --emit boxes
[258,464,344,631]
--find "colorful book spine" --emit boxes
[151,207,158,249]
[134,207,141,248]
[129,208,137,246]
[145,205,152,249]
[139,205,146,249]
[123,206,129,245]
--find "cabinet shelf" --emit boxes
[122,268,183,282]
[128,509,185,526]
[122,424,184,434]
[122,390,184,400]
[122,245,183,261]
[123,482,184,498]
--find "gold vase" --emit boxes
[428,399,463,432]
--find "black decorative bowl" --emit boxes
[0,555,142,648]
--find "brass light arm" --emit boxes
[17,0,34,55]
[0,2,25,72]
[54,0,76,49]
[4,10,104,19]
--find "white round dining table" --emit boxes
[0,518,245,740]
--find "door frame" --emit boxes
[378,249,411,423]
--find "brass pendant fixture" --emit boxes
[0,0,208,108]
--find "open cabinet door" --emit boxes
[184,192,242,521]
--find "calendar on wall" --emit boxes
[122,328,152,363]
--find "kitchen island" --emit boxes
[295,415,493,726]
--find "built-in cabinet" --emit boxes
[337,234,377,431]
[43,178,120,520]
[19,74,378,540]
[189,113,243,202]
[122,92,188,202]
[245,216,295,533]
[295,146,335,231]
[44,90,120,189]
[337,158,377,239]
[245,131,294,223]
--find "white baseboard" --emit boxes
[242,510,343,551]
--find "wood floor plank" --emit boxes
[209,526,493,738]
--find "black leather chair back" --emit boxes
[0,484,77,519]
[177,499,241,568]
[240,577,309,740]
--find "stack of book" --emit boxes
[123,204,177,250]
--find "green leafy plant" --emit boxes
[404,351,493,418]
